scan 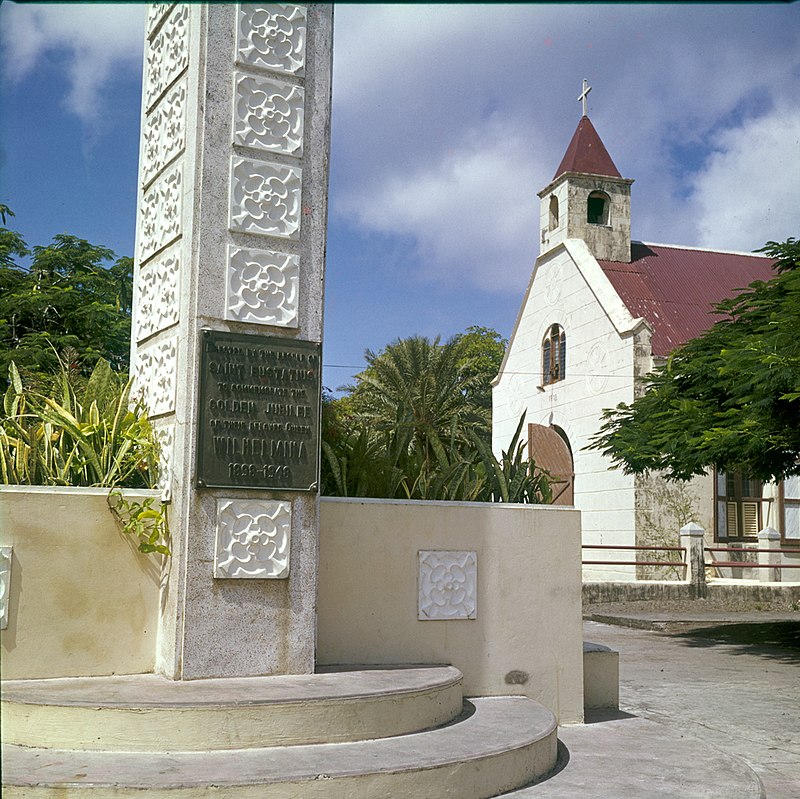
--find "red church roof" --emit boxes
[597,242,775,356]
[554,116,621,180]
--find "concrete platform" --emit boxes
[505,712,765,798]
[1,696,558,799]
[2,666,464,750]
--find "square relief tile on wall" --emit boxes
[214,499,291,579]
[418,550,477,620]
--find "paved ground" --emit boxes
[582,614,800,799]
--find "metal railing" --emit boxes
[582,544,687,571]
[705,546,800,571]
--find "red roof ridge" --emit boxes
[553,115,622,180]
[635,240,771,259]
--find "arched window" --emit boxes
[587,191,610,225]
[542,324,566,385]
[548,195,559,231]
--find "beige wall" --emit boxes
[0,486,162,679]
[318,498,584,724]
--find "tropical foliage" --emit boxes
[0,206,133,387]
[323,332,551,503]
[589,238,800,482]
[1,357,158,488]
[0,356,169,554]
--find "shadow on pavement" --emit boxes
[672,621,800,664]
[583,708,637,724]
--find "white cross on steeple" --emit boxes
[578,78,592,116]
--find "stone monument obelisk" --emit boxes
[131,3,332,679]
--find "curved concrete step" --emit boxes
[1,697,557,799]
[1,666,462,751]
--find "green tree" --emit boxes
[451,325,508,411]
[589,238,800,482]
[343,334,490,466]
[322,330,550,503]
[0,210,133,386]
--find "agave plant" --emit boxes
[1,357,169,555]
[1,358,159,488]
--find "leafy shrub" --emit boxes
[322,413,552,504]
[1,357,169,555]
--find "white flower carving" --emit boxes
[133,337,178,417]
[144,4,188,111]
[226,246,298,326]
[230,157,301,239]
[0,547,11,630]
[234,75,304,156]
[419,551,477,620]
[237,4,306,75]
[215,500,291,579]
[139,164,182,264]
[429,562,469,607]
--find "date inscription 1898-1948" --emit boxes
[196,330,321,491]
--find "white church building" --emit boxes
[491,104,798,579]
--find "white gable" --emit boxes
[492,239,652,572]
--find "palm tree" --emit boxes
[348,335,489,468]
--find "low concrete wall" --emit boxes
[0,486,162,679]
[318,497,584,724]
[584,580,800,608]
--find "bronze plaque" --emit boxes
[196,330,321,491]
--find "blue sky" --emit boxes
[1,3,799,392]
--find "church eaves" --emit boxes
[553,116,621,180]
[597,242,775,356]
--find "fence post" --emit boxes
[680,523,706,592]
[757,527,781,583]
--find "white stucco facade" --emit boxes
[493,239,651,578]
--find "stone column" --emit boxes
[679,522,706,592]
[757,527,781,583]
[131,3,333,679]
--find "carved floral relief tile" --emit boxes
[0,547,11,631]
[226,246,298,327]
[146,2,175,39]
[153,422,176,501]
[135,243,181,342]
[585,341,610,395]
[139,164,182,264]
[418,550,477,620]
[144,3,189,112]
[134,337,178,418]
[236,3,307,76]
[229,157,301,239]
[215,500,291,579]
[234,73,304,157]
[142,76,187,188]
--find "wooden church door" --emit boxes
[528,424,574,505]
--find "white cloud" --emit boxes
[339,118,544,292]
[1,2,144,124]
[330,4,800,292]
[690,104,800,251]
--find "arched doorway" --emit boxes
[528,424,574,505]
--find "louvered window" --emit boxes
[716,471,763,540]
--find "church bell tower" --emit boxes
[538,81,633,263]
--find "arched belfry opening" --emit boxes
[587,191,610,225]
[548,195,559,231]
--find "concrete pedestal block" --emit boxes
[583,641,619,710]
